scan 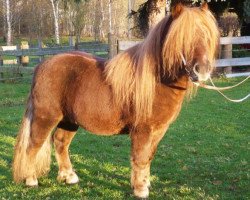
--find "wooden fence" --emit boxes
[1,36,250,81]
[0,41,109,66]
[0,41,109,81]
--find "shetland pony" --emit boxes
[13,3,219,198]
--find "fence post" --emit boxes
[0,46,3,66]
[221,43,232,74]
[0,51,3,81]
[108,33,117,59]
[16,45,22,66]
[20,41,29,66]
[221,32,233,74]
[69,35,75,47]
[38,39,44,62]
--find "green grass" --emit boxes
[0,78,249,199]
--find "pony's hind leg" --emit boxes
[13,103,61,186]
[53,121,79,184]
[130,125,167,198]
[26,114,61,186]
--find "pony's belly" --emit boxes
[74,112,125,135]
[80,119,125,136]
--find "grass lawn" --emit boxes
[0,78,249,199]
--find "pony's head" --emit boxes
[162,2,220,82]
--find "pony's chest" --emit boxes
[150,85,186,127]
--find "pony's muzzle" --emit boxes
[193,63,211,82]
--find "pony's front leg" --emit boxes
[130,126,166,198]
[53,123,79,184]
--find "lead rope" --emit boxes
[194,76,250,103]
[193,76,250,91]
[180,53,250,103]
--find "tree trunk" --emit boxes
[50,0,60,44]
[108,0,113,33]
[128,0,135,38]
[94,0,100,41]
[166,0,171,16]
[3,1,6,42]
[5,0,12,45]
[99,0,105,40]
[67,4,74,36]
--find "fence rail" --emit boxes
[216,57,250,67]
[220,36,250,45]
[0,66,34,73]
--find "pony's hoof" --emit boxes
[57,170,79,184]
[66,172,79,184]
[25,177,38,187]
[134,187,149,199]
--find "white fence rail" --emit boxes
[220,36,250,45]
[216,57,250,67]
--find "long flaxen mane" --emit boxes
[105,5,219,125]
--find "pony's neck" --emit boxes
[160,66,187,86]
[161,71,189,90]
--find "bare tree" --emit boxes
[108,0,113,33]
[99,0,105,39]
[3,0,12,45]
[63,0,88,45]
[73,1,87,44]
[128,0,135,38]
[50,0,60,44]
[0,1,6,40]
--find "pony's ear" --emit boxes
[200,2,208,10]
[171,3,184,19]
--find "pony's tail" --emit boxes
[13,96,51,183]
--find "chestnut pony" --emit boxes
[13,3,219,198]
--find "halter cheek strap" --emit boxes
[180,53,187,66]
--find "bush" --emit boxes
[218,11,240,37]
